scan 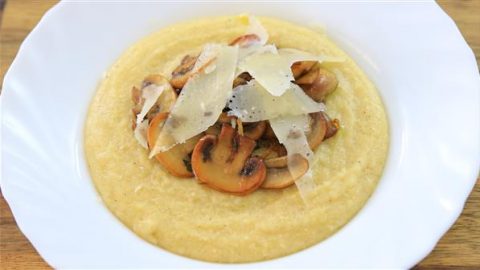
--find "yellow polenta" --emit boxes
[85,16,388,263]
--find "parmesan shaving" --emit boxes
[150,44,239,156]
[294,171,316,201]
[237,45,277,77]
[192,43,219,74]
[255,44,277,54]
[134,120,149,149]
[269,115,313,163]
[247,15,268,45]
[237,51,289,96]
[135,84,165,127]
[269,115,316,200]
[238,44,277,63]
[133,84,165,148]
[238,47,343,96]
[227,80,325,122]
[332,68,352,92]
[236,16,273,73]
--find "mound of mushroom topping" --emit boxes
[131,16,341,197]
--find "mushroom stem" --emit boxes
[237,118,244,136]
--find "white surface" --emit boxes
[1,1,479,269]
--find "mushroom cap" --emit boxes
[147,113,201,178]
[291,61,317,79]
[191,124,266,195]
[170,55,198,89]
[307,112,328,150]
[297,66,338,102]
[262,154,309,189]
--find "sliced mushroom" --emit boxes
[131,86,142,105]
[191,124,266,195]
[296,66,338,102]
[262,121,276,139]
[243,121,267,140]
[144,75,177,122]
[205,113,236,136]
[170,51,218,90]
[233,72,253,88]
[261,154,309,189]
[205,122,222,136]
[229,34,261,47]
[170,55,198,89]
[252,139,287,160]
[131,74,176,129]
[147,113,202,178]
[263,155,288,168]
[307,112,328,150]
[205,114,265,140]
[131,86,143,129]
[217,112,236,124]
[322,112,340,140]
[291,61,317,79]
[205,113,247,138]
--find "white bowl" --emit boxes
[2,1,479,268]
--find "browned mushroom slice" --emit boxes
[131,86,143,129]
[262,121,276,139]
[296,66,338,102]
[263,154,288,167]
[205,122,222,136]
[170,52,218,90]
[131,74,176,129]
[233,72,253,88]
[307,112,328,150]
[191,124,266,195]
[142,74,168,88]
[291,61,317,79]
[229,34,261,47]
[147,113,201,178]
[217,112,236,124]
[205,113,235,136]
[251,147,274,160]
[131,86,142,104]
[243,121,267,140]
[252,139,287,160]
[262,154,309,189]
[144,75,177,122]
[170,55,198,89]
[322,112,340,140]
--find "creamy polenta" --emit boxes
[85,15,388,263]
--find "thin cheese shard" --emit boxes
[238,48,343,96]
[247,15,268,45]
[236,16,273,73]
[237,45,277,77]
[269,115,316,199]
[332,68,353,92]
[237,51,288,96]
[238,44,277,63]
[135,84,165,127]
[150,44,239,156]
[134,120,150,149]
[227,80,325,122]
[269,115,313,163]
[192,43,219,74]
[133,84,165,148]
